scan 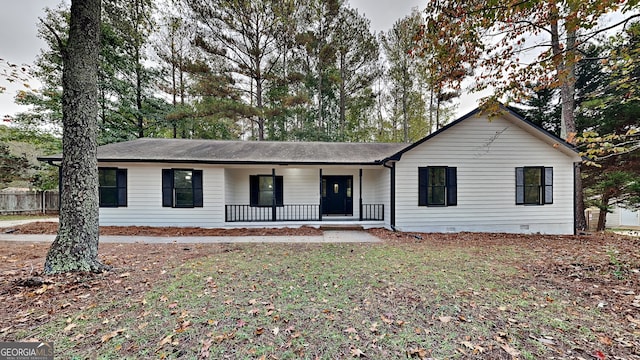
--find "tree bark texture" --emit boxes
[45,0,107,274]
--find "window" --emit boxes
[98,168,127,207]
[162,169,203,208]
[418,166,457,206]
[516,167,553,205]
[250,175,283,207]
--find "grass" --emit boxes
[15,242,621,359]
[0,214,56,221]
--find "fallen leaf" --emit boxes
[369,322,379,333]
[272,327,279,336]
[627,315,640,325]
[594,350,606,360]
[199,338,212,358]
[439,316,452,323]
[350,348,366,357]
[101,328,125,343]
[461,341,475,349]
[158,334,173,347]
[407,347,428,358]
[598,336,613,346]
[500,344,520,357]
[255,327,265,335]
[119,272,131,278]
[344,327,357,333]
[63,323,77,332]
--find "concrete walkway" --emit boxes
[0,230,381,243]
[0,217,381,243]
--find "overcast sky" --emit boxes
[0,1,479,122]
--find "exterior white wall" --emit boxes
[606,206,640,227]
[394,115,577,234]
[99,162,225,227]
[100,163,388,227]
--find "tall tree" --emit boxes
[333,7,379,141]
[185,0,281,140]
[44,0,107,274]
[381,12,430,142]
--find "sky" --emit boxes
[0,0,479,122]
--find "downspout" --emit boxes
[271,168,277,222]
[383,160,396,231]
[319,169,323,221]
[359,169,363,221]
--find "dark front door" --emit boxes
[322,176,353,215]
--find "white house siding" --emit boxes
[362,168,391,227]
[224,167,319,205]
[99,162,225,227]
[394,115,578,234]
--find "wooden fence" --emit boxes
[0,191,59,214]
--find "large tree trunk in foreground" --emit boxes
[45,0,107,274]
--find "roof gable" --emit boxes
[386,104,581,161]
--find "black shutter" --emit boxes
[544,167,553,204]
[250,175,258,206]
[515,167,524,205]
[162,169,173,207]
[418,167,428,206]
[192,170,203,207]
[446,167,457,206]
[276,176,284,206]
[116,169,127,207]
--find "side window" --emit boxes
[516,167,553,205]
[250,175,283,207]
[162,169,203,208]
[418,166,457,206]
[98,168,127,207]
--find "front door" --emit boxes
[322,176,353,215]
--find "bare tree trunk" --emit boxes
[596,197,610,232]
[551,11,586,232]
[45,0,107,274]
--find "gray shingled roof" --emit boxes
[40,138,409,165]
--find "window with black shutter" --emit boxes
[99,168,127,207]
[162,169,203,208]
[250,175,283,207]
[418,166,457,206]
[516,166,553,205]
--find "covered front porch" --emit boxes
[223,165,389,224]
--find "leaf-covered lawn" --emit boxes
[1,231,639,359]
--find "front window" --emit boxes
[250,175,283,207]
[516,167,553,205]
[427,167,446,206]
[99,168,118,207]
[174,170,194,208]
[258,176,275,206]
[418,166,457,207]
[162,168,203,208]
[99,167,127,207]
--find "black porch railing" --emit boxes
[225,204,385,222]
[361,204,384,221]
[226,204,319,222]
